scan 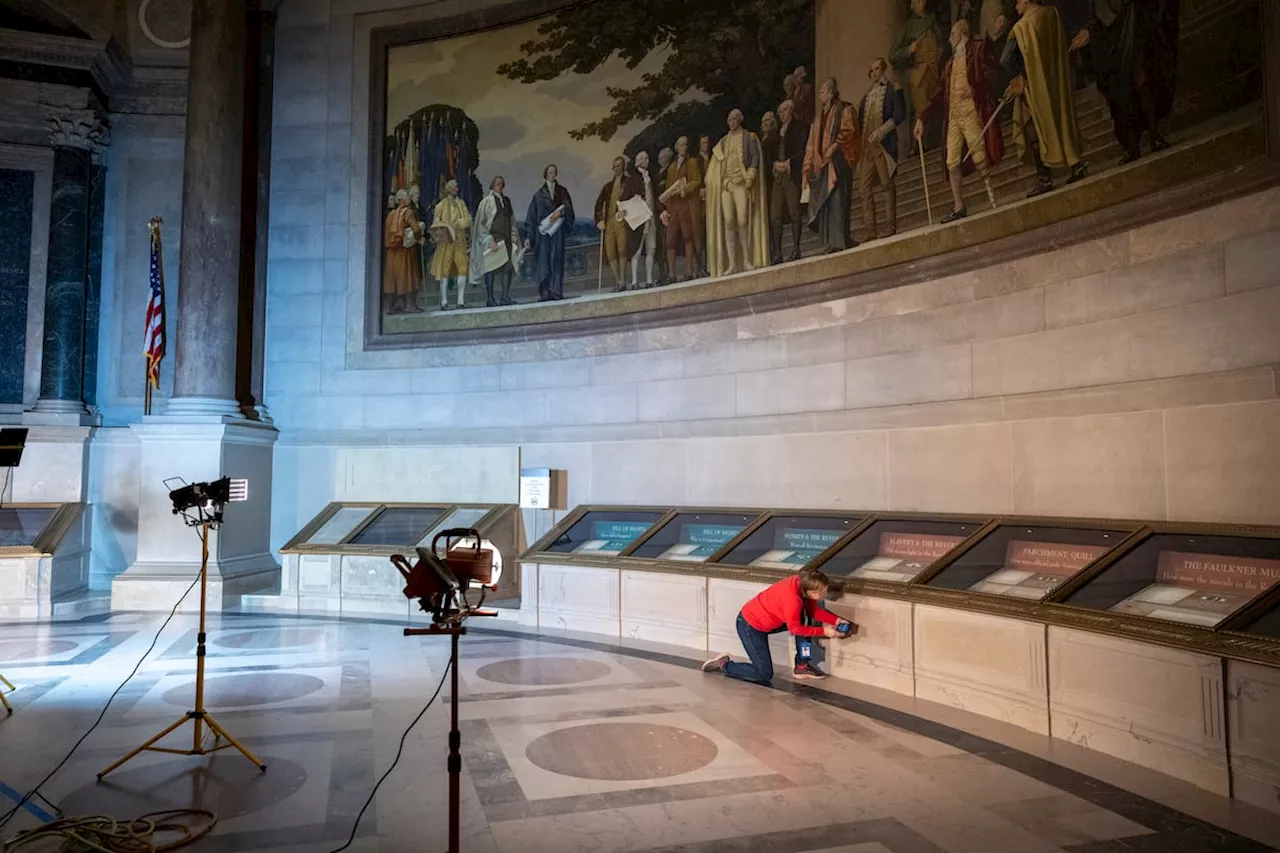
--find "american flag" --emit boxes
[144,219,166,390]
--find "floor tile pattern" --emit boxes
[0,613,1276,853]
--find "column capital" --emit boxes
[90,124,112,165]
[43,107,108,152]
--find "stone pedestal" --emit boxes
[6,425,93,503]
[111,420,279,612]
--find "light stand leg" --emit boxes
[193,521,208,752]
[0,673,14,715]
[447,630,460,853]
[98,520,267,779]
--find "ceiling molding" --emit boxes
[0,26,131,103]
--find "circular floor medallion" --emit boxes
[525,722,718,781]
[475,656,612,686]
[58,755,306,821]
[161,672,325,708]
[213,627,328,650]
[0,639,77,662]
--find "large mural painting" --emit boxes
[374,0,1264,335]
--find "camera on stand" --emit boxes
[391,527,501,853]
[392,527,502,626]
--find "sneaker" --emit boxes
[701,653,730,673]
[793,662,828,680]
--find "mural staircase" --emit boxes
[849,83,1118,244]
[474,85,1119,307]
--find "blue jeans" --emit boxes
[723,610,827,685]
[721,613,812,685]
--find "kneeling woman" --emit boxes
[702,568,853,684]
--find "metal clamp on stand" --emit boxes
[394,527,501,853]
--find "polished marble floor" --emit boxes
[1,613,1278,853]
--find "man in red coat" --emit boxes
[702,569,854,684]
[914,18,1005,222]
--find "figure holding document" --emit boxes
[523,164,575,301]
[659,136,704,282]
[469,176,519,307]
[429,179,471,311]
[626,150,659,288]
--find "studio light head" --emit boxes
[167,476,249,526]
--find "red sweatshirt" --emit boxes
[741,575,839,637]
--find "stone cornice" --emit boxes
[111,66,188,117]
[0,28,131,102]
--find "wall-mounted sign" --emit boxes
[519,467,551,509]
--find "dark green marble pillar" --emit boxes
[36,144,91,410]
[83,160,107,411]
[0,168,35,406]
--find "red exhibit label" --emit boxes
[1156,551,1280,594]
[879,532,964,562]
[1005,541,1110,576]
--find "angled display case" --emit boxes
[1228,590,1280,639]
[0,502,90,620]
[814,514,989,584]
[0,503,82,555]
[266,502,524,617]
[534,506,670,557]
[922,520,1141,601]
[625,510,762,563]
[1059,526,1280,630]
[711,511,868,573]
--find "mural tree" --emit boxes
[496,0,814,156]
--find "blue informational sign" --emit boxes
[588,520,654,552]
[774,528,845,565]
[678,524,746,557]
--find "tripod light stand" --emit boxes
[0,428,29,718]
[98,478,265,779]
[395,529,499,853]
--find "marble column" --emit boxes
[167,0,249,419]
[0,167,35,408]
[116,0,280,613]
[82,145,108,415]
[32,109,104,421]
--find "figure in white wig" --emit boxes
[429,179,471,310]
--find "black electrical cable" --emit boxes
[0,568,202,831]
[327,657,453,853]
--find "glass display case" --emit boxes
[1234,594,1280,638]
[0,503,84,556]
[626,511,762,563]
[283,502,512,554]
[538,508,667,556]
[925,522,1136,600]
[714,513,868,571]
[818,516,987,583]
[1063,530,1280,628]
[273,502,526,615]
[519,505,1280,665]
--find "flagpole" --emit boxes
[144,217,164,416]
